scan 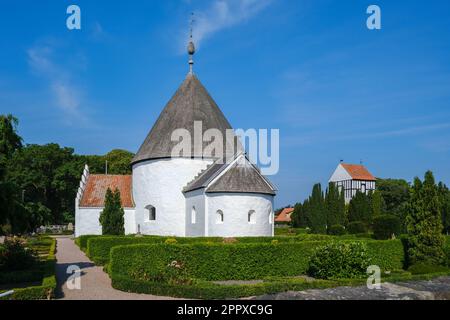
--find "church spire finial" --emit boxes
[187,12,196,74]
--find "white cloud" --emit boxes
[51,82,81,114]
[186,0,272,49]
[27,42,87,122]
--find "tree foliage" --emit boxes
[0,114,22,160]
[0,114,23,231]
[99,188,125,235]
[437,182,450,234]
[306,184,327,234]
[373,214,400,240]
[406,171,445,266]
[348,191,372,225]
[0,114,134,235]
[325,182,345,229]
[376,178,410,228]
[371,190,385,217]
[290,202,304,228]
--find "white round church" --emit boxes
[75,41,277,238]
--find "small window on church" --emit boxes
[248,210,256,224]
[216,210,224,224]
[145,205,156,222]
[191,206,196,224]
[361,184,366,193]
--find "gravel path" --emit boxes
[252,277,450,300]
[54,236,178,300]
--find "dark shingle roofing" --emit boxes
[132,74,241,164]
[183,157,230,193]
[184,154,276,196]
[79,175,134,208]
[206,157,276,195]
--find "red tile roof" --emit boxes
[79,175,134,208]
[341,164,376,181]
[275,207,294,222]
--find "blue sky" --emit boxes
[1,0,450,208]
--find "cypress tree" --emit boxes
[348,191,372,225]
[438,182,450,235]
[308,183,327,234]
[371,190,384,217]
[326,183,345,228]
[291,202,304,228]
[406,171,445,266]
[99,188,125,235]
[302,199,311,229]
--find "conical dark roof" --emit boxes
[132,74,240,164]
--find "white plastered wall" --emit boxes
[75,208,102,237]
[329,164,352,182]
[132,158,213,237]
[184,189,206,237]
[75,207,136,237]
[206,192,274,237]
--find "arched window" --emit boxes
[145,205,156,221]
[216,210,224,224]
[191,206,196,224]
[248,210,256,224]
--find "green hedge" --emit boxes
[85,234,334,266]
[109,240,404,282]
[75,235,102,252]
[0,238,57,300]
[0,268,45,285]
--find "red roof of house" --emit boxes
[275,207,294,222]
[341,164,376,181]
[79,175,134,208]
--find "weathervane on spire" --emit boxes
[188,12,196,74]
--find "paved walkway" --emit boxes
[54,236,177,300]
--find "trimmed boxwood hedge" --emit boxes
[84,234,334,265]
[109,240,404,282]
[75,235,102,252]
[0,238,57,300]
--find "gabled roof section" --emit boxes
[341,164,376,181]
[205,155,277,196]
[79,175,135,208]
[183,157,229,193]
[132,74,241,164]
